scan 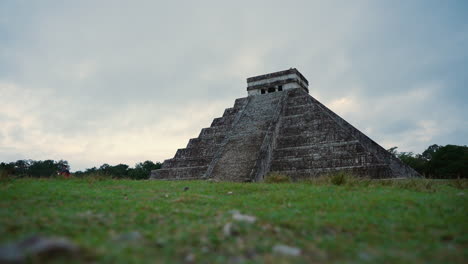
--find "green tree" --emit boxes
[28,160,57,177]
[56,160,70,172]
[422,144,441,161]
[128,161,162,179]
[427,145,468,178]
[14,160,31,176]
[396,152,427,175]
[387,146,399,156]
[0,162,15,176]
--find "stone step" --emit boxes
[276,132,354,149]
[271,164,392,179]
[210,135,264,181]
[233,97,248,109]
[287,103,319,112]
[209,92,285,181]
[187,136,226,148]
[287,95,310,106]
[280,112,325,127]
[222,107,236,117]
[273,140,364,158]
[151,166,208,180]
[286,88,308,98]
[174,145,222,159]
[199,125,232,137]
[278,119,350,136]
[270,154,381,171]
[162,156,212,168]
[284,105,312,116]
[210,115,237,127]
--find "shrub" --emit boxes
[303,171,363,186]
[330,171,348,185]
[450,178,468,189]
[264,172,291,183]
[0,168,10,180]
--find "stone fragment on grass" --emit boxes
[0,235,80,263]
[227,191,233,195]
[223,222,233,236]
[114,231,143,242]
[0,244,23,263]
[184,253,195,263]
[232,212,256,223]
[272,244,301,256]
[223,222,241,237]
[20,236,78,255]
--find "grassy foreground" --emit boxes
[0,178,467,263]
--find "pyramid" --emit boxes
[151,68,419,181]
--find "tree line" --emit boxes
[0,160,161,180]
[1,144,466,179]
[388,144,467,179]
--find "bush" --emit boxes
[330,171,348,185]
[264,172,291,183]
[84,172,110,183]
[302,171,364,186]
[0,168,10,180]
[450,178,468,189]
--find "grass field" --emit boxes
[0,177,467,263]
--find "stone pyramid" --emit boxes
[151,68,419,181]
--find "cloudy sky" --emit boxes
[1,0,467,171]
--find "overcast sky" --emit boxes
[1,0,467,171]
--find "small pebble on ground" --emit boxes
[231,211,256,224]
[272,244,301,256]
[0,235,81,263]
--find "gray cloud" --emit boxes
[1,0,467,170]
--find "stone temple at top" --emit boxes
[151,68,419,181]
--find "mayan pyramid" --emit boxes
[151,68,419,181]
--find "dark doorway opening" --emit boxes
[268,87,275,93]
[261,89,266,94]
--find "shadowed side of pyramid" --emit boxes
[151,68,420,181]
[269,88,420,179]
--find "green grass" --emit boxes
[0,178,466,263]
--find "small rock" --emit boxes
[229,209,240,215]
[184,187,189,191]
[456,192,464,196]
[358,251,372,260]
[227,191,233,195]
[114,231,143,242]
[232,212,256,224]
[155,238,166,248]
[0,244,23,263]
[0,235,80,263]
[23,236,78,257]
[185,253,195,263]
[272,244,301,256]
[223,222,233,236]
